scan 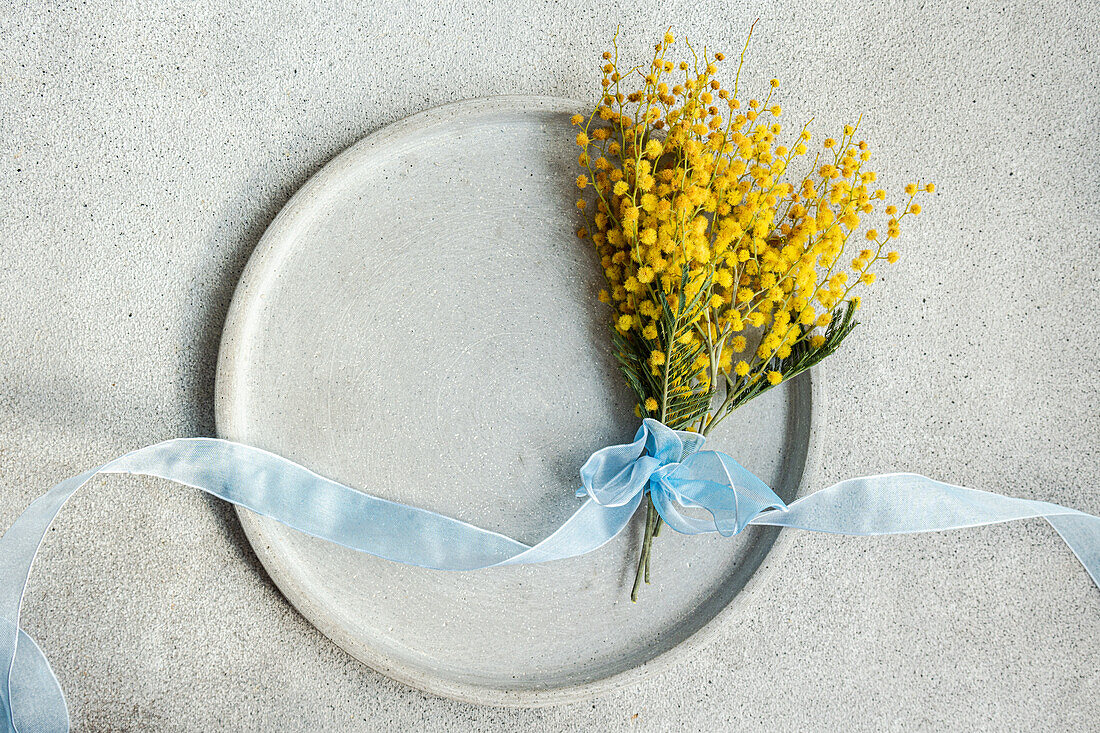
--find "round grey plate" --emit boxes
[214,96,823,706]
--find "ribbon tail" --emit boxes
[1045,514,1100,588]
[1,438,643,732]
[496,494,642,566]
[104,439,533,571]
[2,622,67,733]
[1,466,94,733]
[750,473,1100,589]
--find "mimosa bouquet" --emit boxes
[571,28,933,598]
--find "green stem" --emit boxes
[631,497,658,602]
[644,515,662,584]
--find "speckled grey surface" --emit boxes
[0,1,1097,730]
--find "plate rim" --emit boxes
[214,94,827,707]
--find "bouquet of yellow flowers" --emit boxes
[572,27,933,599]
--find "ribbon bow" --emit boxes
[579,418,787,536]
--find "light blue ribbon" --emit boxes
[2,418,1098,732]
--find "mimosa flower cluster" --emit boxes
[572,29,932,599]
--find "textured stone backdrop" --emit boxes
[1,1,1097,730]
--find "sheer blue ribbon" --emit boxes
[2,418,1098,732]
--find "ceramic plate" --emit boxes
[214,96,823,706]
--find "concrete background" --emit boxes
[1,0,1097,730]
